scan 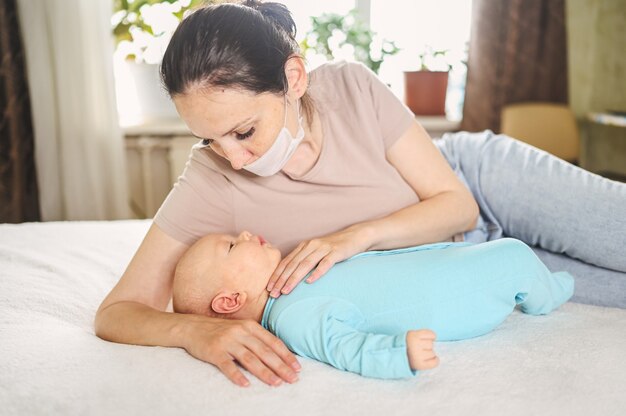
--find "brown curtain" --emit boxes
[461,0,568,132]
[0,0,40,222]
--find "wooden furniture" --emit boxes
[583,112,626,180]
[500,103,580,163]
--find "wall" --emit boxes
[567,0,626,177]
[124,135,199,219]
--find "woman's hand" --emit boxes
[266,225,373,297]
[182,315,301,387]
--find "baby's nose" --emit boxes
[237,231,252,241]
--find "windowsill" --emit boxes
[122,117,190,137]
[415,115,462,138]
[415,115,462,131]
[587,112,626,128]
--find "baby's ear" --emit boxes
[211,290,248,315]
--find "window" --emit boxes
[285,0,472,120]
[113,1,472,124]
[279,0,355,39]
[369,1,472,119]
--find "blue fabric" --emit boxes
[434,131,626,273]
[531,247,626,309]
[261,238,574,380]
[435,130,626,309]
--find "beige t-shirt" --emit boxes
[154,61,423,254]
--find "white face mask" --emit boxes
[243,96,305,177]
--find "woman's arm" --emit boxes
[95,223,300,387]
[364,121,479,250]
[266,121,479,296]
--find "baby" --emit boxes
[173,232,574,380]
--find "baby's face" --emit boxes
[198,231,282,294]
[174,231,282,316]
[217,231,281,280]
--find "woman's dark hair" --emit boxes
[161,0,313,122]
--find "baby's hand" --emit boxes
[406,329,439,371]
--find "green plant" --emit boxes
[112,0,205,43]
[416,46,454,72]
[111,0,215,62]
[300,10,400,74]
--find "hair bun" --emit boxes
[242,0,262,9]
[241,0,297,40]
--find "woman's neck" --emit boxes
[282,108,323,177]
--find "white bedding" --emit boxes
[1,220,625,416]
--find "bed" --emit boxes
[1,220,625,416]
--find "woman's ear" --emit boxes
[284,55,308,100]
[211,290,248,315]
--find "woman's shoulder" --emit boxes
[187,143,240,177]
[173,143,242,194]
[308,61,374,102]
[310,60,367,76]
[309,60,371,89]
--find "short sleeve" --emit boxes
[351,62,416,150]
[153,146,235,245]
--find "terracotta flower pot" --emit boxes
[403,71,449,116]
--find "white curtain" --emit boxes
[17,0,131,221]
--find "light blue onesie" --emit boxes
[261,238,574,379]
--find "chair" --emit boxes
[500,102,580,163]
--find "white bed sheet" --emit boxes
[1,220,625,416]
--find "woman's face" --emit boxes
[174,88,298,170]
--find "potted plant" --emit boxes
[300,10,400,75]
[111,0,213,122]
[403,47,453,116]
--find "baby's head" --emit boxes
[173,231,281,321]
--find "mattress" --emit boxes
[1,220,625,416]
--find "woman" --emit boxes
[95,1,626,387]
